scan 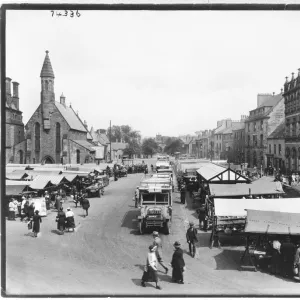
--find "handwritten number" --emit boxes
[64,10,68,17]
[50,10,80,18]
[76,10,81,17]
[70,10,74,17]
[51,10,54,17]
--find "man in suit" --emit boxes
[152,231,168,274]
[186,222,198,258]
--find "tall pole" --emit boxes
[110,120,112,162]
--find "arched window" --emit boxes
[35,122,40,151]
[56,123,61,152]
[76,150,80,164]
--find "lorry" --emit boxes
[137,176,173,235]
[85,181,104,198]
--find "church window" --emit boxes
[35,122,40,151]
[56,123,61,152]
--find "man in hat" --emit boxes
[20,196,27,221]
[82,196,90,217]
[152,231,168,274]
[171,241,185,284]
[293,240,300,281]
[135,186,140,208]
[44,191,50,210]
[186,222,198,257]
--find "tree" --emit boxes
[107,125,141,143]
[142,138,159,157]
[164,139,184,155]
[123,139,141,158]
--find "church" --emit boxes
[24,51,97,164]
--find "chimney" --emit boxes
[291,72,295,80]
[5,77,12,96]
[12,81,19,98]
[84,120,88,129]
[285,76,289,83]
[281,88,283,94]
[60,93,66,107]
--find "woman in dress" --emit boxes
[171,241,185,284]
[32,210,42,238]
[141,245,161,290]
[65,207,75,231]
[56,207,66,234]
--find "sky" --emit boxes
[6,9,300,138]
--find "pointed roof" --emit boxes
[40,50,55,78]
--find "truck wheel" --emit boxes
[164,221,171,235]
[139,221,145,235]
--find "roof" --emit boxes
[63,174,79,182]
[6,184,27,196]
[33,175,66,185]
[258,93,282,108]
[29,179,52,190]
[232,123,245,131]
[71,140,96,152]
[268,121,285,139]
[210,181,284,197]
[111,142,128,150]
[55,102,87,132]
[40,51,55,78]
[196,163,226,180]
[245,209,300,235]
[99,133,110,145]
[6,180,30,186]
[214,125,227,134]
[222,127,233,134]
[214,198,300,217]
[6,172,28,180]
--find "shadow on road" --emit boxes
[51,229,65,235]
[24,232,35,237]
[121,210,139,229]
[213,249,243,270]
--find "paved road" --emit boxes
[5,159,300,296]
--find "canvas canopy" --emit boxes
[6,181,29,195]
[29,179,52,190]
[245,209,300,235]
[210,181,284,198]
[33,175,67,185]
[214,198,300,217]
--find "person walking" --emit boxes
[45,191,50,210]
[32,210,42,238]
[135,186,140,208]
[8,199,16,220]
[152,231,168,274]
[65,207,75,232]
[56,207,66,234]
[20,196,27,221]
[28,201,35,220]
[198,197,209,231]
[293,241,300,281]
[82,197,90,217]
[186,222,198,257]
[141,245,161,290]
[171,241,185,284]
[180,184,186,204]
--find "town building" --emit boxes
[110,142,128,161]
[25,51,96,164]
[244,93,284,169]
[178,135,195,156]
[283,69,300,172]
[232,122,246,165]
[90,128,110,163]
[194,130,212,159]
[5,77,26,163]
[266,121,285,172]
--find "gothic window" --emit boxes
[76,149,80,164]
[261,120,264,131]
[56,123,61,152]
[35,122,40,151]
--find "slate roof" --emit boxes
[268,122,285,139]
[40,51,55,78]
[71,140,96,151]
[258,93,282,108]
[55,102,87,132]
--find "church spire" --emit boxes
[40,50,55,78]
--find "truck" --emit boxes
[85,181,104,198]
[137,176,172,235]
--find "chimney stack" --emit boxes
[60,93,66,107]
[84,120,88,129]
[281,88,283,94]
[5,77,12,96]
[12,81,19,98]
[291,72,295,80]
[285,76,289,83]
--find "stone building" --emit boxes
[90,127,110,163]
[5,77,26,163]
[283,69,300,172]
[232,122,246,164]
[266,121,285,172]
[194,130,212,159]
[25,51,95,164]
[244,93,284,169]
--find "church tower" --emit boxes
[40,50,55,130]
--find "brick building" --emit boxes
[244,93,284,169]
[25,51,95,164]
[283,69,300,172]
[5,77,26,163]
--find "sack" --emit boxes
[27,221,32,230]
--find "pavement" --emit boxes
[5,159,300,296]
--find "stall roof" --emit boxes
[6,172,28,180]
[245,209,300,235]
[197,164,249,183]
[214,198,300,217]
[6,184,28,196]
[210,181,283,197]
[61,171,89,177]
[63,174,79,182]
[6,180,30,186]
[29,179,52,190]
[33,175,66,185]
